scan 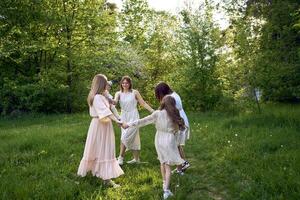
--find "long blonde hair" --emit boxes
[87,74,107,106]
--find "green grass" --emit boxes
[0,104,299,199]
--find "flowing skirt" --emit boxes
[155,131,184,166]
[121,109,140,150]
[77,118,124,180]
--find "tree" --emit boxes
[0,0,119,114]
[227,0,300,102]
[171,1,222,111]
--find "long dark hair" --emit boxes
[120,76,132,92]
[155,82,173,102]
[160,96,185,131]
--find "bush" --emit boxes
[0,76,87,115]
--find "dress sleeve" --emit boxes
[114,91,120,104]
[93,95,113,120]
[174,93,183,110]
[128,110,159,128]
[111,105,121,120]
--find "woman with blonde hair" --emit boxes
[114,76,154,165]
[77,74,124,187]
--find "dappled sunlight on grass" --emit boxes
[0,104,299,199]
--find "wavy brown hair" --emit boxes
[155,82,173,102]
[120,76,133,92]
[87,74,107,106]
[160,95,185,131]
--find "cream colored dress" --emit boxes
[129,110,184,165]
[169,92,190,145]
[118,90,140,150]
[77,94,124,180]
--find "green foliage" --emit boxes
[215,10,262,112]
[244,0,300,101]
[141,11,181,106]
[118,1,181,106]
[168,2,223,111]
[0,0,119,114]
[120,0,151,48]
[1,0,300,114]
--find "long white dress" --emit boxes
[169,92,190,145]
[118,90,140,150]
[77,94,124,180]
[129,110,184,165]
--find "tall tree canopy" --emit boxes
[0,0,299,115]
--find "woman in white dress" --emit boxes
[114,76,154,165]
[155,82,190,173]
[122,96,185,199]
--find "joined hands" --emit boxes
[116,121,129,129]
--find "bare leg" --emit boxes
[160,164,166,190]
[132,150,140,161]
[178,145,186,160]
[161,164,166,179]
[177,145,185,170]
[119,143,126,158]
[164,164,172,190]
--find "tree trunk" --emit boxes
[66,27,72,113]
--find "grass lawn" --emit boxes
[0,104,299,199]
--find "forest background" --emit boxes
[1,0,299,115]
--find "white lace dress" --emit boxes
[129,110,184,165]
[119,90,141,150]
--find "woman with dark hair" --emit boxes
[122,95,185,199]
[155,82,190,174]
[114,76,154,165]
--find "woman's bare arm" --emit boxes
[134,90,154,113]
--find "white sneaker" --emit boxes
[104,180,120,188]
[171,169,184,175]
[163,190,173,199]
[177,170,184,175]
[127,159,140,164]
[117,156,124,165]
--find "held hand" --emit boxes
[116,121,123,127]
[107,97,116,105]
[111,99,117,105]
[122,123,129,129]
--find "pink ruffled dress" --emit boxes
[77,94,124,180]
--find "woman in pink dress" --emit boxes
[77,74,124,187]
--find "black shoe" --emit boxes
[181,161,190,172]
